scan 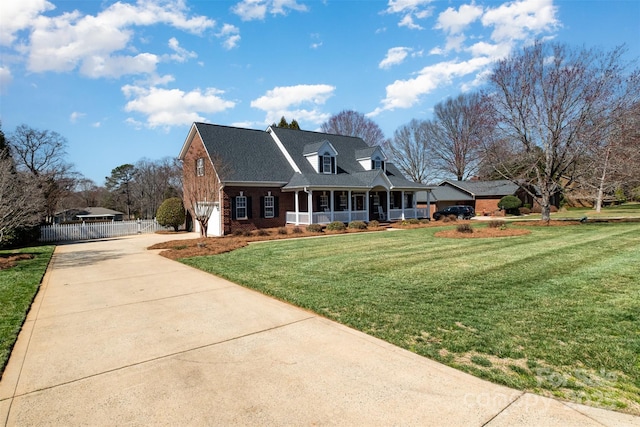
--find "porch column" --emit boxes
[365,190,370,221]
[401,190,406,220]
[426,189,431,219]
[387,189,391,221]
[330,190,335,222]
[294,191,300,225]
[348,190,352,222]
[307,190,313,224]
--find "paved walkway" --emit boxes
[1,233,638,426]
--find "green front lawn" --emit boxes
[519,202,640,220]
[182,223,640,414]
[0,246,55,375]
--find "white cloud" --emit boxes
[375,0,560,115]
[435,3,483,35]
[0,66,13,93]
[370,57,492,115]
[122,85,236,129]
[79,53,160,79]
[379,47,412,69]
[69,111,85,123]
[251,84,335,125]
[482,0,559,43]
[310,33,322,50]
[23,0,214,78]
[217,24,241,50]
[0,0,54,47]
[384,0,434,30]
[166,37,197,62]
[232,0,308,21]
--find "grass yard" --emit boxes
[519,202,640,221]
[0,246,55,375]
[181,223,640,414]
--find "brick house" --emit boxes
[179,123,429,236]
[417,179,558,216]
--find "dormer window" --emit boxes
[357,147,387,171]
[320,151,336,174]
[373,157,383,170]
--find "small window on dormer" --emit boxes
[373,157,382,170]
[320,152,335,174]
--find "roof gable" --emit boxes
[355,146,387,161]
[186,123,295,184]
[303,140,337,156]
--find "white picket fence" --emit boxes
[39,219,170,242]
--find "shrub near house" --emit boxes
[498,195,522,215]
[156,198,186,231]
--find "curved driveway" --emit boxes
[1,233,638,426]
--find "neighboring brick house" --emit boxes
[417,179,558,216]
[178,123,429,236]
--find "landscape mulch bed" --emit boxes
[0,253,35,271]
[149,226,387,260]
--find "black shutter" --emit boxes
[274,197,279,217]
[319,156,323,173]
[331,157,336,174]
[231,197,237,220]
[260,196,265,218]
[371,159,375,170]
[247,197,252,219]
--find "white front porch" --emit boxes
[285,188,428,225]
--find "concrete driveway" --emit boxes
[1,233,638,426]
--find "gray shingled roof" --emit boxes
[192,123,426,190]
[442,180,519,197]
[195,123,294,183]
[273,127,426,191]
[354,147,378,159]
[302,140,332,155]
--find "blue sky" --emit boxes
[1,0,639,185]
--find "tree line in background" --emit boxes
[2,40,638,244]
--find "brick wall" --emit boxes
[223,187,294,234]
[475,198,501,216]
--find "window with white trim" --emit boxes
[322,153,333,174]
[320,194,329,210]
[339,193,348,210]
[264,195,275,218]
[236,195,247,219]
[196,158,205,176]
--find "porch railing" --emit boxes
[285,208,427,225]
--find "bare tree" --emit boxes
[484,41,640,221]
[385,119,437,183]
[133,157,181,219]
[579,101,640,211]
[8,125,69,176]
[8,124,75,222]
[0,154,44,243]
[321,110,387,146]
[426,93,490,181]
[182,155,230,237]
